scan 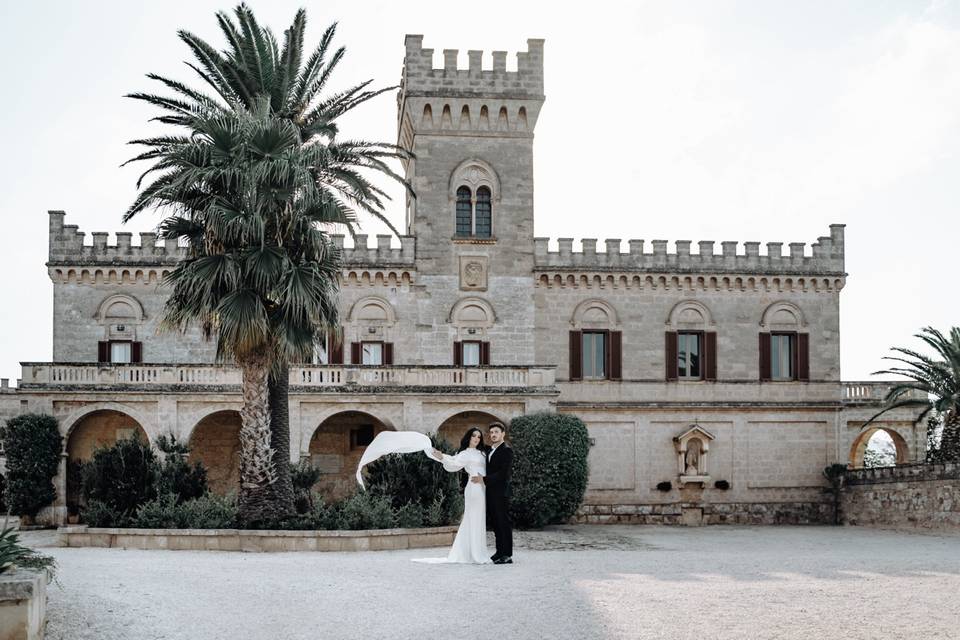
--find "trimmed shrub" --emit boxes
[82,500,121,527]
[133,492,238,529]
[335,492,398,530]
[1,414,63,518]
[364,432,463,526]
[132,493,181,529]
[508,412,590,529]
[290,460,322,514]
[395,501,424,528]
[81,434,158,525]
[155,435,207,502]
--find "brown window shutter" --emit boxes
[609,331,622,380]
[704,332,717,381]
[665,331,678,381]
[453,341,462,366]
[481,341,491,365]
[98,341,109,363]
[569,330,582,381]
[330,339,343,364]
[350,342,362,365]
[131,342,143,363]
[797,333,809,381]
[384,343,394,366]
[759,333,772,381]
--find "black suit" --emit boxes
[485,443,513,558]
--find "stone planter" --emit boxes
[59,525,458,552]
[0,568,47,640]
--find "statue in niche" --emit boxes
[684,438,702,475]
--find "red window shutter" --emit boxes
[569,331,582,381]
[384,343,394,366]
[98,341,109,363]
[704,332,717,381]
[797,333,809,381]
[131,342,143,363]
[453,341,462,366]
[665,331,678,381]
[759,333,772,381]
[609,331,622,380]
[330,340,343,364]
[350,342,362,365]
[481,341,491,365]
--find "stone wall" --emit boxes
[841,463,960,530]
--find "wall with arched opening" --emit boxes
[437,411,506,449]
[849,426,910,468]
[188,411,242,495]
[307,411,394,500]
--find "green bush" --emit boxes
[364,432,463,526]
[82,500,122,528]
[1,414,63,518]
[508,412,590,529]
[290,460,322,514]
[395,501,424,528]
[132,493,181,528]
[179,493,237,529]
[155,435,208,502]
[81,434,158,524]
[335,492,398,530]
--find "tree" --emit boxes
[866,326,960,462]
[0,414,62,520]
[124,5,410,524]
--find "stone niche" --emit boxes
[673,425,715,488]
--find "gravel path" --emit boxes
[24,526,960,640]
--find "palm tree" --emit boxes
[865,326,960,463]
[125,6,410,523]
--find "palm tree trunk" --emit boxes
[268,364,295,517]
[937,412,960,463]
[237,351,280,526]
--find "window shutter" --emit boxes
[98,341,109,363]
[131,342,143,364]
[759,333,772,381]
[797,333,809,381]
[330,340,343,364]
[704,332,717,381]
[609,331,622,380]
[384,343,394,366]
[569,330,582,381]
[665,331,678,381]
[453,341,462,366]
[481,341,491,366]
[350,342,362,365]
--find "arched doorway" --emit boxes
[437,411,505,450]
[65,409,148,516]
[849,427,909,468]
[188,411,242,495]
[307,411,393,500]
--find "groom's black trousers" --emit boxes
[487,492,513,558]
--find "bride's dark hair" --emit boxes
[457,427,487,453]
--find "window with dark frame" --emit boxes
[455,186,472,236]
[474,187,492,237]
[462,341,481,367]
[582,331,607,379]
[361,342,384,366]
[677,332,703,379]
[98,340,143,364]
[770,332,796,380]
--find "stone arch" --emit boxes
[347,296,397,324]
[849,426,910,468]
[188,410,242,495]
[449,296,496,329]
[436,410,508,449]
[570,298,620,329]
[307,410,395,500]
[665,299,715,328]
[421,103,433,128]
[448,158,501,203]
[95,294,146,340]
[760,300,807,328]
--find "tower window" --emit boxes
[475,187,492,238]
[456,186,472,237]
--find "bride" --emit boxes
[355,428,492,564]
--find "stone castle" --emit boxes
[3,36,921,525]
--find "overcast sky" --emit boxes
[0,0,957,383]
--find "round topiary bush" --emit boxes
[1,414,63,519]
[508,412,590,529]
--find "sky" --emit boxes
[0,0,957,383]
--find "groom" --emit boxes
[480,421,513,564]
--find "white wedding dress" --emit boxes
[356,431,492,565]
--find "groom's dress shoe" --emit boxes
[493,556,512,564]
[490,554,501,562]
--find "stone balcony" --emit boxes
[841,381,926,405]
[18,362,558,394]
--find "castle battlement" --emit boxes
[47,211,415,268]
[534,225,845,275]
[401,35,544,98]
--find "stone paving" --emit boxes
[24,525,960,640]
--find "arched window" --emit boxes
[475,187,492,237]
[456,187,472,237]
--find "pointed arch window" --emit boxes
[456,186,473,237]
[474,187,492,238]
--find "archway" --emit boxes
[307,411,393,500]
[188,411,242,495]
[849,427,909,468]
[437,411,506,450]
[65,409,148,516]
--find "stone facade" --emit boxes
[841,464,960,530]
[5,35,923,525]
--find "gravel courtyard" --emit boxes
[25,526,960,640]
